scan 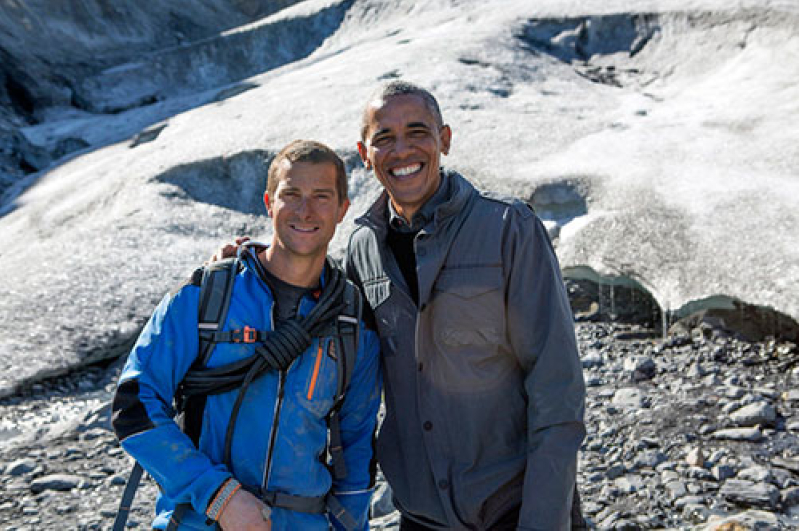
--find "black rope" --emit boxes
[178,265,349,468]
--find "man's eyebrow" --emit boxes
[371,127,392,139]
[407,121,432,130]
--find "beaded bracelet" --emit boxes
[205,478,241,522]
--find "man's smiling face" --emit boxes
[265,160,349,262]
[358,94,451,222]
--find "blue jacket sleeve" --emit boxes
[504,206,586,530]
[329,325,382,530]
[112,286,232,517]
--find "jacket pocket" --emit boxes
[305,341,326,401]
[296,339,336,416]
[432,265,505,347]
[434,265,503,299]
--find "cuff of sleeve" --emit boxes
[205,478,241,522]
[330,489,373,531]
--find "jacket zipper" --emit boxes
[262,368,288,490]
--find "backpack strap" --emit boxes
[327,280,362,480]
[112,461,144,531]
[176,257,240,447]
[197,257,240,365]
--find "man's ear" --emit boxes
[357,141,371,169]
[440,125,452,156]
[263,191,273,217]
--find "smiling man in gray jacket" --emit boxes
[346,81,586,530]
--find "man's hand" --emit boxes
[218,489,271,530]
[208,236,250,264]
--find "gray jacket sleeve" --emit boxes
[504,205,586,530]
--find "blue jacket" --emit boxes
[113,252,382,529]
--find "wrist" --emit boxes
[205,477,241,523]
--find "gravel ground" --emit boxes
[1,321,798,530]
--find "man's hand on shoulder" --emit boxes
[218,489,271,530]
[207,236,250,264]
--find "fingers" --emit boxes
[207,237,251,264]
[208,244,236,263]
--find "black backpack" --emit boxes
[113,252,362,530]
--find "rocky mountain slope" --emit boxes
[2,0,797,394]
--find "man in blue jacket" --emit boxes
[112,140,381,530]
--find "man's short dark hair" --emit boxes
[360,81,444,141]
[267,140,348,204]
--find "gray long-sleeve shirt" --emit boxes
[346,170,586,530]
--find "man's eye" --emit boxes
[373,136,392,147]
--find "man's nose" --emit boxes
[394,134,413,156]
[296,197,311,216]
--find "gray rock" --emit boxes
[711,464,736,482]
[702,509,783,529]
[612,388,646,408]
[673,495,705,509]
[710,427,764,442]
[718,479,779,508]
[772,456,799,474]
[736,466,773,484]
[606,464,625,479]
[108,475,127,486]
[666,480,688,499]
[623,356,656,381]
[724,387,747,400]
[729,402,777,427]
[30,474,83,494]
[770,467,794,489]
[686,466,713,481]
[99,504,118,518]
[685,447,704,468]
[6,459,36,476]
[581,350,603,368]
[614,474,644,494]
[707,449,727,464]
[681,503,710,523]
[634,449,667,469]
[686,362,705,379]
[661,469,680,482]
[782,486,799,507]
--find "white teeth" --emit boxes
[392,163,421,177]
[291,225,317,232]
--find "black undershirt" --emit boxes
[386,227,420,306]
[257,262,316,324]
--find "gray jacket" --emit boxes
[346,170,586,530]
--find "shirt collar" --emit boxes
[388,171,451,233]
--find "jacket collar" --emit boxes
[356,168,475,236]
